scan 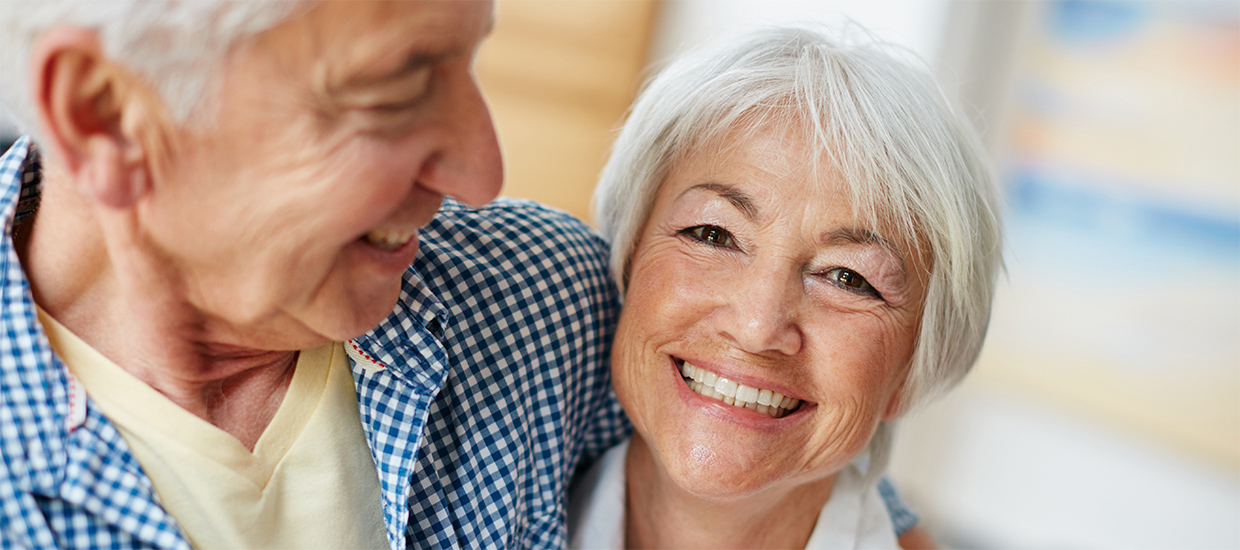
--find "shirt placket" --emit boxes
[349,287,453,550]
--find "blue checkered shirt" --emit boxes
[0,137,630,549]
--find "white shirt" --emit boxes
[568,438,899,549]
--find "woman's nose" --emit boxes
[416,73,504,207]
[712,268,804,357]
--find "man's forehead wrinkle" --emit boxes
[319,23,407,90]
[330,19,476,90]
[243,1,345,101]
[281,3,421,89]
[303,10,336,100]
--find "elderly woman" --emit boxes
[570,28,1002,548]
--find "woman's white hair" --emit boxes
[593,26,1003,481]
[0,0,303,138]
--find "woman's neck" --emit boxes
[623,434,836,549]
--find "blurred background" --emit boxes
[1,1,1235,547]
[472,0,1240,548]
[0,116,12,154]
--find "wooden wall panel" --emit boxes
[475,0,659,224]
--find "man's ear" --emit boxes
[31,26,162,209]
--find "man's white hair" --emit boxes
[593,26,1003,481]
[0,1,303,139]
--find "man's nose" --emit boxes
[711,267,804,357]
[417,74,504,207]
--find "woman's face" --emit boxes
[612,122,928,500]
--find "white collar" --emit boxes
[567,438,898,549]
[568,438,629,549]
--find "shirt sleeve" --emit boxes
[877,476,920,536]
[573,231,632,470]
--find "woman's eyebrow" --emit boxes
[682,182,759,221]
[820,227,907,273]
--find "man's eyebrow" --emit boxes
[681,182,760,221]
[344,51,444,89]
[821,227,907,272]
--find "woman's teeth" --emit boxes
[364,229,416,251]
[680,361,801,418]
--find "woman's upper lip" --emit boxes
[673,355,812,404]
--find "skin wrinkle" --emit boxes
[169,59,335,317]
[672,182,911,311]
[153,1,463,334]
[820,227,905,273]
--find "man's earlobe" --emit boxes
[80,133,147,209]
[32,26,154,209]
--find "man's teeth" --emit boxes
[680,361,801,418]
[364,229,416,251]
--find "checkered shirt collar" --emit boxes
[0,138,202,549]
[0,136,68,487]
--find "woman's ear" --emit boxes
[881,376,909,422]
[31,26,159,209]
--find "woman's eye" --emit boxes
[682,225,737,248]
[824,267,881,297]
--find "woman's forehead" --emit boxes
[665,119,931,265]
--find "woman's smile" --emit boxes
[674,357,807,419]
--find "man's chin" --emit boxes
[326,285,405,342]
[286,271,407,346]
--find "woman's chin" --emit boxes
[642,430,851,506]
[657,443,790,502]
[665,457,843,511]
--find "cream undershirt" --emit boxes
[38,309,388,550]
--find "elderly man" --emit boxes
[0,1,930,549]
[0,2,625,548]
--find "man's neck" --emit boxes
[17,170,297,451]
[622,434,835,549]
